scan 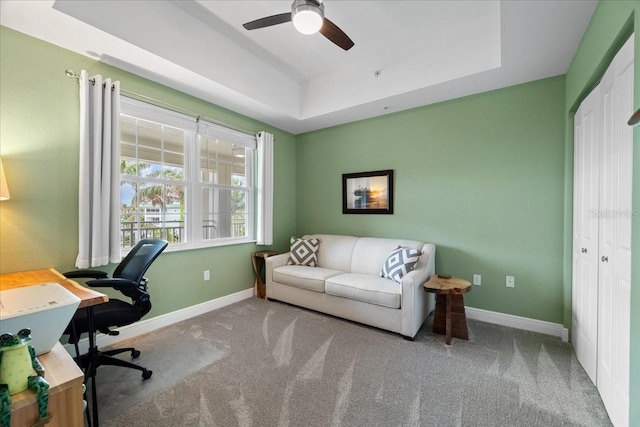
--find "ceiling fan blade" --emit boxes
[319,18,354,51]
[628,108,640,126]
[243,12,292,31]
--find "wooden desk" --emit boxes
[1,268,108,426]
[0,268,107,309]
[424,275,471,345]
[251,251,278,299]
[8,343,84,427]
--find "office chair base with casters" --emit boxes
[67,296,155,381]
[74,348,152,380]
[63,239,167,382]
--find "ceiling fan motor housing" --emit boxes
[292,0,325,34]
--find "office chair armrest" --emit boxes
[86,277,137,291]
[64,270,109,279]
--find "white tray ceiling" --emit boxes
[1,1,597,134]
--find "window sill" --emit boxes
[121,238,257,257]
[167,238,257,252]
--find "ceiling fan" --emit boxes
[242,0,354,51]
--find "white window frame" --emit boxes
[120,97,256,254]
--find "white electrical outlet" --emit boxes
[473,274,482,286]
[204,270,210,281]
[506,275,515,288]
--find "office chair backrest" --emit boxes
[114,239,168,302]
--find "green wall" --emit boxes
[564,2,640,425]
[295,77,567,324]
[0,26,297,315]
[2,2,639,422]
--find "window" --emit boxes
[120,98,256,252]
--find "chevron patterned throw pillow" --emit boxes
[380,246,423,283]
[287,236,321,267]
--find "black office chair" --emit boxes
[64,239,168,380]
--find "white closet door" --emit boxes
[572,84,601,384]
[597,35,633,427]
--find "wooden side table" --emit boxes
[251,251,278,299]
[424,275,472,345]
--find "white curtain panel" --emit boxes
[75,70,121,268]
[256,131,274,245]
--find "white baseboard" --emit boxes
[64,288,254,355]
[63,291,569,357]
[466,307,569,342]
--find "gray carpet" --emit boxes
[96,298,611,427]
[91,326,225,422]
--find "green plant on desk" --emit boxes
[0,329,51,426]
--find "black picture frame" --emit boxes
[342,170,394,214]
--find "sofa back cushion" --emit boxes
[303,234,359,272]
[351,237,425,276]
[302,234,427,276]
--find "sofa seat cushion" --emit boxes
[325,274,401,309]
[272,265,343,292]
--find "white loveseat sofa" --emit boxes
[265,234,436,339]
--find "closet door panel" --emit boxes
[573,35,633,427]
[596,35,633,427]
[572,85,600,384]
[597,70,615,406]
[612,38,633,426]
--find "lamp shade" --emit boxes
[0,158,10,201]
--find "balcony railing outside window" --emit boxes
[121,220,246,248]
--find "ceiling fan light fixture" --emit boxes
[292,0,324,35]
[242,0,352,50]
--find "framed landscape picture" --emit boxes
[342,169,394,214]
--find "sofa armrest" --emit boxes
[265,253,290,290]
[266,253,289,269]
[399,243,436,338]
[401,243,435,287]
